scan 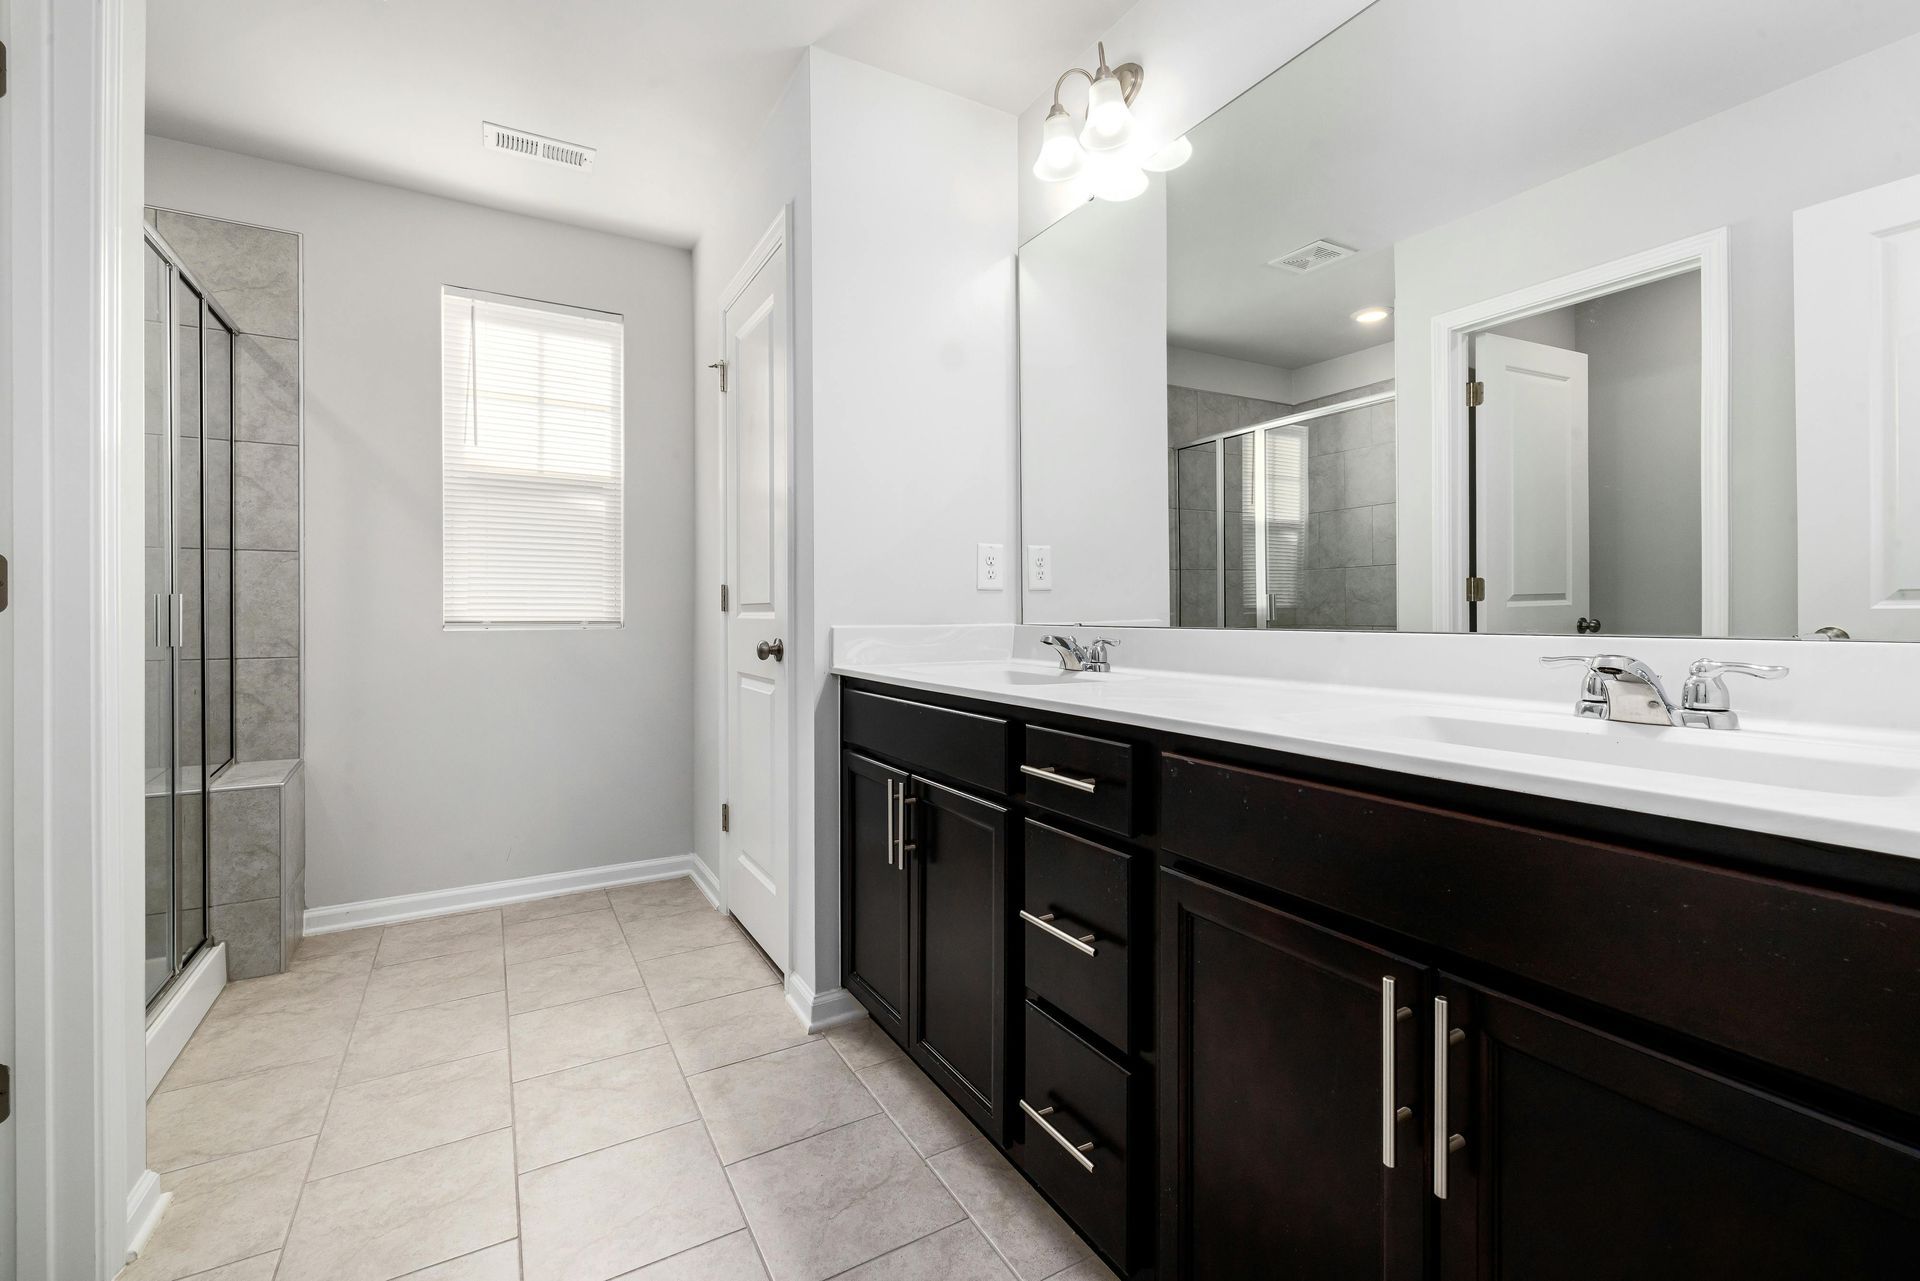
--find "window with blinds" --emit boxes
[1263,423,1309,610]
[441,287,625,628]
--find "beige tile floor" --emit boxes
[128,877,1120,1281]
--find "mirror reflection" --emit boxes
[1017,0,1920,640]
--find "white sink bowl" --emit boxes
[1286,709,1920,798]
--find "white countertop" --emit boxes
[832,625,1920,863]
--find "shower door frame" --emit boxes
[143,225,240,1009]
[1175,388,1393,628]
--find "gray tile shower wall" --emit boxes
[1301,381,1396,630]
[151,208,302,760]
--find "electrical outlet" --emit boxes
[977,543,1006,590]
[1026,544,1053,591]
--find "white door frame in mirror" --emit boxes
[1427,227,1730,634]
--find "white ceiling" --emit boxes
[145,0,1134,248]
[1165,0,1920,370]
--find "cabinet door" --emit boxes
[842,751,909,1044]
[910,776,1008,1142]
[1433,975,1920,1281]
[1158,868,1426,1281]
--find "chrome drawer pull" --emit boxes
[1381,977,1411,1168]
[1019,910,1098,957]
[1019,764,1098,794]
[884,780,895,868]
[1020,1099,1095,1172]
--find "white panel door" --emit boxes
[1793,173,1920,641]
[723,234,791,971]
[1475,334,1591,635]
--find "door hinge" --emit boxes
[1466,380,1485,408]
[720,803,730,833]
[0,1063,10,1124]
[1,41,8,100]
[720,583,729,613]
[708,359,728,393]
[0,552,9,612]
[1465,576,1486,603]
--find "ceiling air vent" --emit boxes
[482,122,596,172]
[1266,239,1355,274]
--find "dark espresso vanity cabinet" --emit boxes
[839,678,1920,1281]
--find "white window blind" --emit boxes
[441,286,624,628]
[1263,423,1309,610]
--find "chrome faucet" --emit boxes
[1041,634,1119,673]
[1542,654,1679,725]
[1542,654,1788,729]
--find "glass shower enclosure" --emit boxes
[1173,420,1310,629]
[145,228,237,1006]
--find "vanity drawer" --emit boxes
[1020,724,1139,836]
[1021,1000,1135,1271]
[842,688,1008,794]
[1160,751,1920,1118]
[1022,821,1133,1052]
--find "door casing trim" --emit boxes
[1428,227,1731,634]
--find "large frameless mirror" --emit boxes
[1018,0,1920,641]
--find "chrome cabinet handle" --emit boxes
[1381,977,1411,1168]
[1019,1099,1095,1172]
[1019,909,1097,957]
[1433,997,1466,1199]
[1019,764,1098,794]
[897,791,914,872]
[756,638,785,662]
[884,779,895,869]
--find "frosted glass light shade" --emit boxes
[1140,135,1193,172]
[1032,106,1085,182]
[1085,148,1147,202]
[1079,72,1136,152]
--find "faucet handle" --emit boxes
[1683,659,1787,714]
[1540,655,1597,668]
[1681,659,1787,727]
[1687,659,1789,682]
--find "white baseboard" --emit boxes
[688,856,721,909]
[145,942,227,1098]
[125,1170,170,1263]
[785,971,867,1033]
[303,854,702,935]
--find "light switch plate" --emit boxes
[977,543,1006,590]
[1026,545,1053,591]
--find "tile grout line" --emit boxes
[615,887,776,1278]
[269,930,379,1281]
[504,934,528,1281]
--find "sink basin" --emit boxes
[1289,711,1920,798]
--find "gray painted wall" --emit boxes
[148,137,696,910]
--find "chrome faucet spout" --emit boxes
[1041,635,1090,672]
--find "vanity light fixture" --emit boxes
[1033,42,1188,200]
[1352,305,1393,325]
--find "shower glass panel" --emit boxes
[144,243,175,1003]
[145,228,237,1007]
[1222,433,1256,629]
[1173,421,1314,631]
[1262,423,1309,628]
[1175,440,1218,626]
